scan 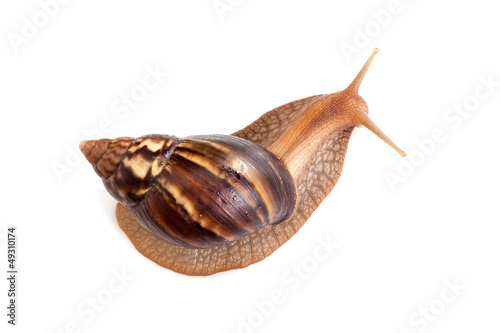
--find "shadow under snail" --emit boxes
[80,48,406,276]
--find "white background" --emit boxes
[1,0,499,332]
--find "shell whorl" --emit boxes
[80,137,133,179]
[82,134,297,249]
[81,135,177,206]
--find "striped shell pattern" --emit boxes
[80,134,297,248]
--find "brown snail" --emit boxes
[80,48,405,276]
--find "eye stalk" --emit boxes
[345,48,406,157]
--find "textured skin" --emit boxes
[116,95,354,275]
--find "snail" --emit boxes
[80,48,405,276]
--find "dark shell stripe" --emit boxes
[192,137,277,213]
[150,184,226,247]
[184,135,296,224]
[131,185,225,248]
[103,135,176,206]
[105,165,148,206]
[171,143,269,228]
[161,152,263,241]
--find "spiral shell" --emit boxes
[81,134,297,248]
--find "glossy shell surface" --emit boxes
[82,134,297,248]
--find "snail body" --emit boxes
[81,49,405,275]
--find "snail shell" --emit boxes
[80,134,296,248]
[81,49,406,275]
